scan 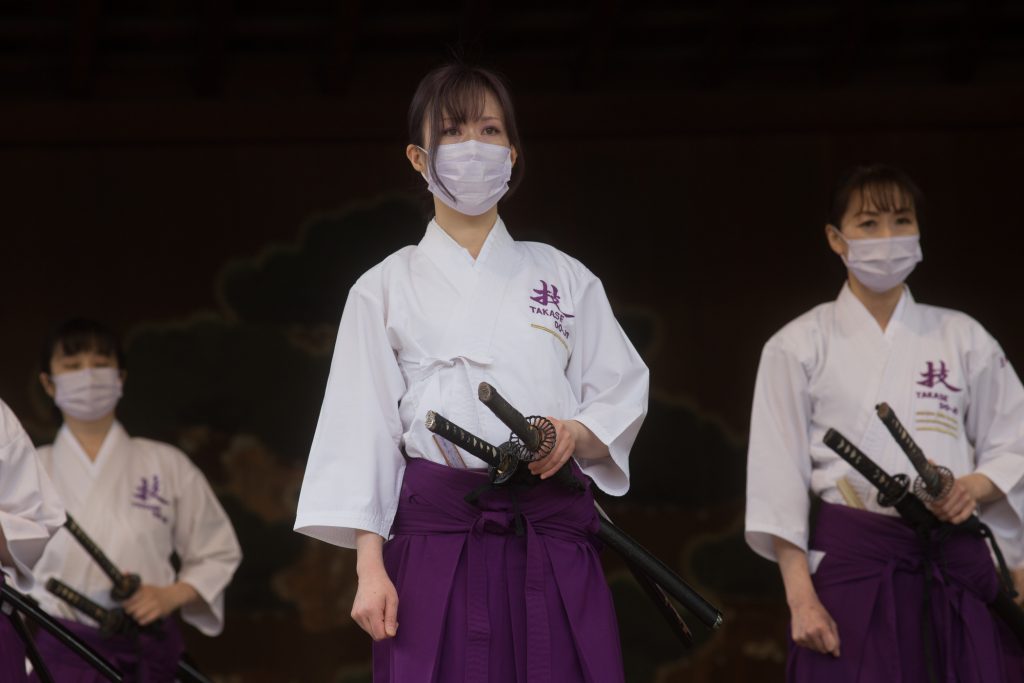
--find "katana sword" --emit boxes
[45,579,215,683]
[424,409,723,633]
[64,514,141,601]
[823,428,1024,645]
[875,402,1018,596]
[875,403,954,502]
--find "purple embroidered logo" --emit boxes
[530,280,574,318]
[916,361,961,392]
[131,475,170,524]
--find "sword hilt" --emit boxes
[823,428,910,508]
[875,403,954,502]
[64,514,140,601]
[46,578,128,637]
[478,382,556,460]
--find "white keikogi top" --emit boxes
[30,423,242,635]
[295,218,650,549]
[0,399,65,590]
[745,284,1024,567]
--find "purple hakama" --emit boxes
[373,458,624,683]
[1,615,28,683]
[30,617,183,683]
[789,501,1023,683]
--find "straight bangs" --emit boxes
[853,180,916,216]
[41,319,125,372]
[829,164,925,228]
[408,63,524,202]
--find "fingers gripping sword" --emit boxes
[425,402,723,636]
[64,514,141,601]
[875,402,1019,597]
[823,428,1024,647]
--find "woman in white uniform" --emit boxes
[745,164,1024,682]
[0,399,65,683]
[30,318,242,682]
[294,62,649,683]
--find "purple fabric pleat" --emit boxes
[373,458,624,683]
[788,501,1020,683]
[30,616,183,683]
[1,614,28,683]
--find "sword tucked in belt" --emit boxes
[823,428,1024,647]
[425,382,723,642]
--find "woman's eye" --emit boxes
[483,126,500,135]
[896,217,912,224]
[858,220,877,228]
[442,127,460,136]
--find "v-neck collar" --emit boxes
[419,216,514,269]
[835,282,913,342]
[57,421,127,476]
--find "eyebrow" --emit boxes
[854,207,913,216]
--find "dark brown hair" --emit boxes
[40,318,125,374]
[828,164,925,228]
[407,62,524,202]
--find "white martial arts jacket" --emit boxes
[0,399,64,589]
[295,218,649,549]
[745,284,1024,568]
[30,423,242,636]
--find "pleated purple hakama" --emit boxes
[789,501,1023,683]
[373,458,624,683]
[0,615,28,683]
[30,617,183,683]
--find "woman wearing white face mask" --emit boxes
[745,165,1024,682]
[295,63,649,682]
[30,319,242,683]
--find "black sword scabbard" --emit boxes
[875,403,953,501]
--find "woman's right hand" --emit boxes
[788,596,841,657]
[351,566,399,640]
[351,530,399,640]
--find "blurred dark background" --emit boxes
[2,2,1023,681]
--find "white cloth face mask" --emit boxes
[53,367,123,421]
[420,140,512,216]
[835,231,923,293]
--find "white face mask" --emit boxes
[53,367,123,421]
[420,140,512,216]
[835,230,923,293]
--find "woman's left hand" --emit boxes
[927,477,977,525]
[527,417,581,480]
[123,582,198,626]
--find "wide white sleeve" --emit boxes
[172,456,242,636]
[0,401,66,590]
[566,274,649,496]
[965,337,1024,540]
[745,342,813,562]
[293,281,407,549]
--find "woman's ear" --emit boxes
[510,145,518,167]
[39,372,55,399]
[406,144,427,174]
[825,224,846,257]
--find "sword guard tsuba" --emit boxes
[511,416,557,462]
[877,473,911,508]
[912,466,954,503]
[490,443,521,485]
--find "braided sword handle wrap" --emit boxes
[876,402,954,502]
[64,514,141,601]
[46,578,126,636]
